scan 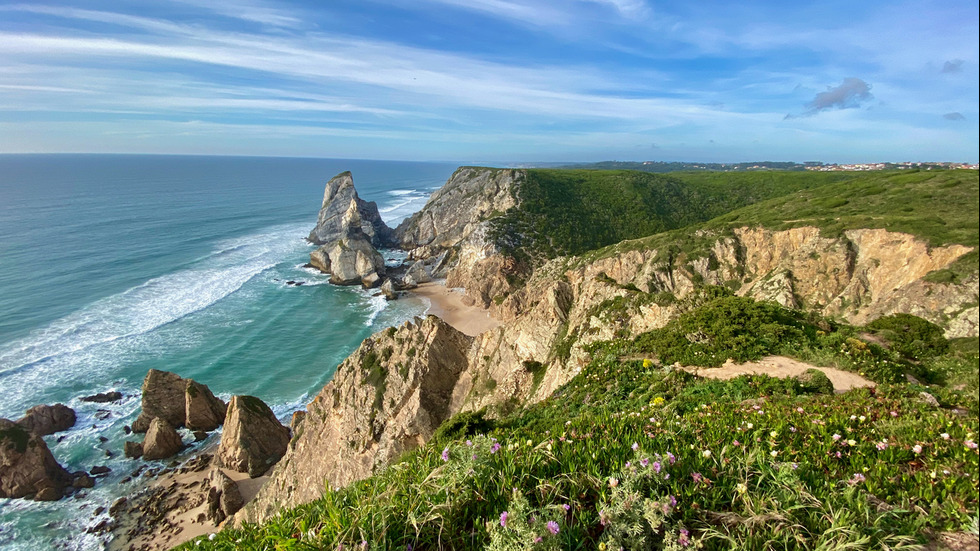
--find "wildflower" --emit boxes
[832,433,841,441]
[736,483,748,493]
[876,440,888,451]
[770,450,778,457]
[796,407,804,413]
[563,504,571,511]
[846,439,856,447]
[732,439,741,447]
[770,430,778,438]
[913,444,923,454]
[652,461,661,473]
[850,473,866,484]
[466,440,473,446]
[547,521,560,535]
[678,528,691,547]
[789,426,797,433]
[491,443,501,454]
[667,452,676,465]
[640,458,649,468]
[608,477,619,488]
[859,415,866,422]
[653,397,665,406]
[966,440,978,449]
[526,439,533,447]
[499,511,508,528]
[747,423,754,429]
[941,433,950,440]
[643,359,654,368]
[702,450,711,458]
[441,448,450,462]
[890,411,898,417]
[691,472,703,483]
[632,442,639,451]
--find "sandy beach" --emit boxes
[411,282,501,336]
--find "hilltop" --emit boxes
[179,168,978,550]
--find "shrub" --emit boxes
[866,313,949,361]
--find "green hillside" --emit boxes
[591,169,979,282]
[182,298,979,550]
[488,169,859,262]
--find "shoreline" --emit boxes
[410,282,501,336]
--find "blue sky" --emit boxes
[0,0,977,163]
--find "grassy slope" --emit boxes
[488,169,859,262]
[587,169,979,281]
[181,298,979,550]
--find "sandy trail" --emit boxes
[686,355,875,393]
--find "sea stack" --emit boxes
[308,172,390,287]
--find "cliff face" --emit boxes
[395,167,523,306]
[239,315,473,524]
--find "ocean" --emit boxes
[0,154,457,550]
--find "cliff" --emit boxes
[236,168,978,534]
[239,315,473,523]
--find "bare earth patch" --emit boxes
[687,355,875,393]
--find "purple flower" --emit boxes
[547,521,560,535]
[667,452,676,465]
[441,447,450,462]
[491,443,501,454]
[631,442,639,451]
[500,511,508,528]
[640,458,649,468]
[466,440,473,446]
[678,528,691,547]
[652,461,661,473]
[563,503,571,511]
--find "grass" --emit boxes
[178,302,979,551]
[487,169,861,263]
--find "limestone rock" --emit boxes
[124,441,143,459]
[205,468,244,526]
[380,278,398,300]
[308,171,393,247]
[16,404,76,436]
[0,418,71,500]
[185,380,227,432]
[132,370,188,433]
[141,418,183,461]
[316,234,386,286]
[239,315,473,524]
[217,396,290,478]
[132,370,224,433]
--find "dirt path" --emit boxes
[685,355,875,393]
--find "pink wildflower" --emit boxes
[499,511,508,528]
[547,521,559,535]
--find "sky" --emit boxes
[0,0,977,163]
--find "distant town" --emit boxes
[558,160,979,173]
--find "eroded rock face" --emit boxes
[185,380,227,432]
[205,468,244,526]
[0,418,71,500]
[309,184,387,287]
[141,418,183,461]
[239,315,473,524]
[132,370,225,434]
[217,396,290,478]
[17,404,76,436]
[309,171,393,247]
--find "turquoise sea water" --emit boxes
[0,154,457,550]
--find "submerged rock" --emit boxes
[0,418,72,500]
[217,396,290,478]
[16,404,76,436]
[80,391,123,403]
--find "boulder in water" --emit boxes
[16,404,76,436]
[0,418,72,500]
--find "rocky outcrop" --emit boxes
[309,171,393,247]
[0,418,72,500]
[16,404,76,436]
[309,177,387,287]
[132,370,226,434]
[394,167,524,306]
[185,380,227,432]
[141,418,183,461]
[80,391,123,403]
[205,468,244,525]
[239,315,473,524]
[217,396,290,478]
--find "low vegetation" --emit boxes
[180,301,978,550]
[488,169,860,263]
